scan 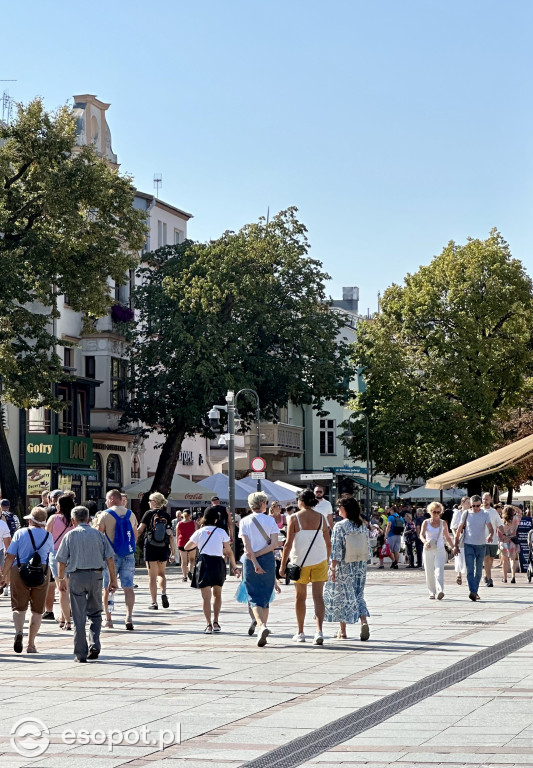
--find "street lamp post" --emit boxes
[348,411,370,517]
[209,388,262,556]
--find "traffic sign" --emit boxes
[251,471,266,479]
[300,473,333,481]
[251,457,266,472]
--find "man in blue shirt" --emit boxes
[0,507,54,654]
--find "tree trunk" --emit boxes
[492,485,499,503]
[467,478,482,497]
[0,404,24,521]
[141,426,187,515]
[507,487,513,504]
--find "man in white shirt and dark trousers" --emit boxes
[314,486,334,530]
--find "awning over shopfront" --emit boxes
[426,434,533,490]
[352,476,394,494]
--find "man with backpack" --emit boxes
[384,506,405,569]
[98,489,138,630]
[0,506,54,654]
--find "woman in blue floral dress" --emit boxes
[324,497,370,640]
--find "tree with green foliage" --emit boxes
[344,230,533,488]
[0,98,146,514]
[124,208,353,497]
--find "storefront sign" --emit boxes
[26,435,59,464]
[517,516,532,572]
[59,436,93,466]
[26,469,51,495]
[93,443,126,452]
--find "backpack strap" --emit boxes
[252,516,271,543]
[105,509,130,548]
[19,529,50,566]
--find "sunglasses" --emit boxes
[472,503,481,508]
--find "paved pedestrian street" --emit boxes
[1,564,533,768]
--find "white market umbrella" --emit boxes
[274,480,302,495]
[239,476,297,503]
[122,474,211,502]
[197,473,251,506]
[402,485,466,501]
[506,483,533,502]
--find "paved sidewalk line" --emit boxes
[238,627,533,768]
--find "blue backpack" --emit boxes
[107,510,135,556]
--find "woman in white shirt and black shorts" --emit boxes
[185,507,238,634]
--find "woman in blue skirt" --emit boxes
[239,492,280,648]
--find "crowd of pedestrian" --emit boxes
[0,486,530,661]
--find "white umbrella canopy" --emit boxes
[238,476,297,503]
[274,480,302,494]
[197,473,251,506]
[122,475,211,502]
[505,483,533,502]
[402,485,466,501]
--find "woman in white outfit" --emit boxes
[451,496,469,585]
[420,502,455,600]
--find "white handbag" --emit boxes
[344,529,369,563]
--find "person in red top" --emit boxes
[177,511,198,582]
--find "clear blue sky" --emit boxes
[3,0,533,312]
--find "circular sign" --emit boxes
[251,456,266,472]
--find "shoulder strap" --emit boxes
[198,526,217,554]
[252,515,271,543]
[299,516,323,569]
[54,519,69,545]
[27,528,50,553]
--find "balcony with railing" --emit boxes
[244,422,304,457]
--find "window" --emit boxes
[57,386,72,434]
[162,222,167,245]
[106,453,122,486]
[114,280,121,302]
[174,228,182,245]
[91,453,102,481]
[64,348,74,369]
[27,407,50,433]
[77,391,88,436]
[85,356,95,379]
[157,220,163,248]
[110,358,128,409]
[131,453,141,480]
[320,419,336,455]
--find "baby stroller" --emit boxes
[527,530,533,583]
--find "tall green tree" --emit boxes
[124,208,353,496]
[344,230,533,486]
[0,98,146,514]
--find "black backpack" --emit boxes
[18,529,50,587]
[147,513,169,547]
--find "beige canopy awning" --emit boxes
[426,433,533,490]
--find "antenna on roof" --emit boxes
[1,81,17,124]
[153,173,162,198]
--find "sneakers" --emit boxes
[74,656,87,663]
[88,646,100,660]
[42,611,55,621]
[248,620,257,636]
[293,632,306,643]
[469,591,477,601]
[486,579,494,588]
[148,603,158,610]
[437,592,445,600]
[390,563,398,569]
[257,626,270,647]
[429,594,435,599]
[360,623,370,641]
[313,630,324,646]
[161,594,169,609]
[378,565,384,569]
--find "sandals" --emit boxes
[61,621,72,631]
[26,646,38,654]
[511,577,516,584]
[104,619,114,629]
[204,624,213,634]
[213,622,221,632]
[456,575,462,585]
[501,578,507,583]
[58,619,65,629]
[336,629,347,639]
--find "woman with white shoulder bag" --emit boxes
[324,497,371,641]
[420,501,455,600]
